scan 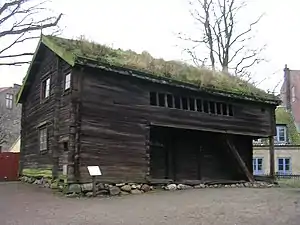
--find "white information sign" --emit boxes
[87,166,102,176]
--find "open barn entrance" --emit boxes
[149,126,253,183]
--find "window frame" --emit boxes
[292,86,296,102]
[39,127,48,152]
[41,76,51,100]
[64,73,71,91]
[253,157,264,175]
[275,125,287,143]
[277,157,291,175]
[5,93,13,109]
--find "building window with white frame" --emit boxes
[277,158,291,175]
[65,73,71,90]
[292,86,296,102]
[275,125,287,143]
[253,158,263,175]
[5,93,13,109]
[39,127,47,151]
[41,77,50,99]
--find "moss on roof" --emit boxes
[275,107,300,145]
[41,35,278,103]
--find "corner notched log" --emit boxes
[225,138,255,183]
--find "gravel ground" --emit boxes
[1,182,300,225]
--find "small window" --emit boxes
[203,100,209,113]
[222,104,228,115]
[228,105,233,116]
[292,86,296,102]
[39,128,48,151]
[275,125,287,143]
[63,142,69,152]
[5,93,13,109]
[158,93,165,107]
[41,77,50,99]
[209,102,216,114]
[182,97,188,110]
[216,103,222,115]
[167,94,173,108]
[196,99,202,112]
[65,73,71,90]
[189,98,195,111]
[150,92,157,106]
[174,96,181,109]
[277,158,291,175]
[253,158,263,175]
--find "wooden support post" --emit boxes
[269,136,275,179]
[225,139,255,183]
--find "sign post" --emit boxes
[87,166,102,197]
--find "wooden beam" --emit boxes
[225,138,255,183]
[269,136,275,179]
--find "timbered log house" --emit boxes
[17,35,280,184]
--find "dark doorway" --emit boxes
[149,126,249,182]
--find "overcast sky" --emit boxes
[0,0,299,93]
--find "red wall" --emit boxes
[0,153,19,181]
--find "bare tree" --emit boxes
[0,114,6,146]
[179,0,265,77]
[0,0,62,66]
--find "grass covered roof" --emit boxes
[275,107,300,145]
[17,35,280,104]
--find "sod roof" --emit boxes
[17,35,280,104]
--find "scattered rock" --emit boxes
[136,184,141,189]
[43,183,50,188]
[253,183,258,188]
[109,186,121,196]
[141,184,151,192]
[81,183,93,192]
[131,189,143,194]
[165,184,177,191]
[50,182,59,189]
[116,183,125,187]
[225,185,229,188]
[97,183,106,190]
[131,184,137,189]
[66,193,79,198]
[97,190,109,196]
[231,184,236,188]
[194,184,206,189]
[121,185,132,192]
[213,184,218,188]
[177,184,193,190]
[68,184,81,193]
[85,192,94,197]
[121,191,130,195]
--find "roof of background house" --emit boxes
[280,69,300,132]
[17,35,280,104]
[0,87,9,92]
[253,106,300,146]
[276,106,300,145]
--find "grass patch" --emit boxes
[22,168,52,178]
[43,35,278,102]
[277,179,300,188]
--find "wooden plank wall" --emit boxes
[20,46,71,175]
[78,67,273,183]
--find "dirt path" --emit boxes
[1,182,300,225]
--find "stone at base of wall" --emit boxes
[19,176,278,197]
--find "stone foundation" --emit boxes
[20,175,278,197]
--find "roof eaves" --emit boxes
[16,35,77,104]
[41,35,76,67]
[16,37,43,104]
[75,56,280,105]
